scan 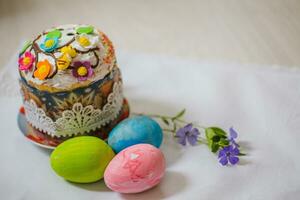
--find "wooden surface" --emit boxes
[1,0,300,67]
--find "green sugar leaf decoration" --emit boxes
[19,40,32,55]
[76,26,94,34]
[46,29,62,39]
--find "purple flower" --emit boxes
[218,145,239,166]
[72,61,94,81]
[229,127,240,147]
[176,123,200,146]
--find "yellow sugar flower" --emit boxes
[77,35,91,47]
[60,45,77,58]
[56,54,71,70]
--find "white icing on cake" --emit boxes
[19,24,115,90]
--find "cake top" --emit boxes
[18,24,116,92]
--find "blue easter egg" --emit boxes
[108,116,163,153]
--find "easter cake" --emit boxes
[18,24,129,147]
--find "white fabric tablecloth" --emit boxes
[0,51,300,200]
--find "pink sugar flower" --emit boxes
[18,52,35,71]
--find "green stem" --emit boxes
[197,136,208,144]
[135,113,175,120]
[162,128,175,133]
[132,112,206,130]
[175,118,206,130]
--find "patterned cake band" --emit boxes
[20,67,124,138]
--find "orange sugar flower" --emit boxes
[34,60,52,80]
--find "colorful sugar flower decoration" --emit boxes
[57,46,77,70]
[60,45,77,58]
[56,54,71,70]
[40,37,59,52]
[34,59,51,80]
[136,109,246,166]
[76,34,91,47]
[18,51,35,71]
[75,33,99,50]
[72,61,94,81]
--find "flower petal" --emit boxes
[218,149,226,158]
[187,135,198,146]
[222,145,231,152]
[78,76,88,81]
[231,147,240,155]
[183,123,193,132]
[83,61,92,68]
[73,61,82,67]
[87,67,94,77]
[228,145,234,152]
[230,138,240,147]
[177,136,186,146]
[18,57,24,64]
[228,156,239,165]
[219,156,228,166]
[229,127,238,139]
[24,51,31,57]
[190,128,200,137]
[176,128,186,137]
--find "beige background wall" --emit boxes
[1,0,300,67]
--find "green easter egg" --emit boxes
[50,136,115,183]
[46,29,62,38]
[76,26,94,34]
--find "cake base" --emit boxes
[18,99,130,149]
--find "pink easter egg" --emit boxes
[104,144,166,193]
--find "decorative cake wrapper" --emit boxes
[20,68,126,138]
[18,99,130,147]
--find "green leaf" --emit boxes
[76,26,94,34]
[206,135,220,153]
[239,152,246,156]
[211,143,219,153]
[210,127,227,136]
[172,109,186,120]
[19,40,32,55]
[161,117,169,125]
[46,29,62,38]
[219,138,229,146]
[212,135,221,142]
[205,128,215,139]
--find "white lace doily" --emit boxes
[24,81,123,137]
